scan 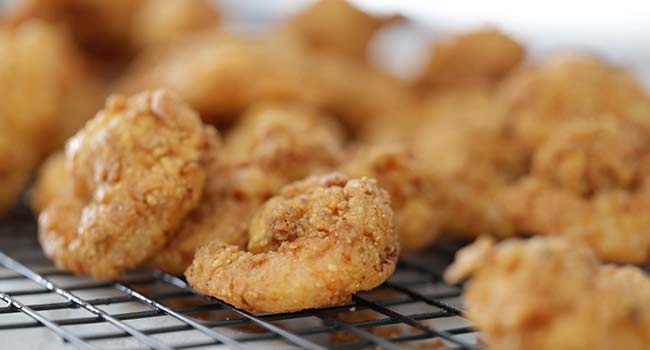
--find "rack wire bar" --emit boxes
[0,291,94,350]
[0,252,173,350]
[113,283,247,350]
[158,272,329,350]
[0,218,479,350]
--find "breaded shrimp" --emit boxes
[410,87,525,238]
[4,0,220,58]
[148,139,273,275]
[131,0,220,50]
[30,151,71,214]
[284,0,402,62]
[0,132,38,216]
[187,174,398,312]
[499,55,650,151]
[117,31,326,123]
[501,117,650,263]
[0,20,102,155]
[532,117,648,195]
[445,237,650,350]
[150,103,346,274]
[39,90,211,279]
[419,29,524,90]
[226,103,345,183]
[339,144,443,254]
[0,20,101,216]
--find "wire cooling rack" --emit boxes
[0,214,479,350]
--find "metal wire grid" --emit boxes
[0,219,479,350]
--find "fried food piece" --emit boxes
[131,0,220,50]
[0,132,38,216]
[0,20,101,216]
[39,90,211,279]
[532,118,647,195]
[285,0,402,61]
[419,29,524,90]
[0,20,102,155]
[4,0,220,58]
[411,87,525,237]
[151,103,345,274]
[501,117,650,263]
[30,152,71,214]
[500,55,650,151]
[339,144,443,254]
[310,52,416,132]
[187,174,398,312]
[3,0,138,58]
[119,29,414,128]
[445,237,650,350]
[117,32,326,123]
[149,153,276,275]
[226,103,345,183]
[503,178,650,263]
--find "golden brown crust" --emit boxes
[285,0,402,62]
[30,151,71,214]
[339,144,443,253]
[531,118,648,195]
[445,237,650,350]
[131,0,220,50]
[150,103,347,274]
[0,20,102,216]
[499,55,650,151]
[0,132,38,216]
[410,87,524,238]
[117,32,327,123]
[187,174,398,312]
[4,0,220,58]
[39,90,210,279]
[419,29,524,90]
[226,102,345,183]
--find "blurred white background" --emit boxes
[216,0,650,85]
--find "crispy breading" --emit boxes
[4,0,220,57]
[419,29,524,90]
[116,32,326,123]
[499,55,650,151]
[39,90,211,279]
[446,237,650,350]
[226,102,345,182]
[30,151,71,214]
[339,144,443,253]
[187,174,398,312]
[284,0,402,62]
[0,20,102,216]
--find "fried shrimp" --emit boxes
[410,87,525,237]
[4,0,220,58]
[531,118,647,195]
[0,132,38,216]
[39,90,211,280]
[419,29,524,90]
[187,174,398,312]
[445,237,650,350]
[340,144,443,254]
[148,152,275,275]
[500,117,650,263]
[285,0,402,62]
[117,32,326,123]
[31,151,71,214]
[499,55,650,151]
[226,103,345,183]
[150,103,345,274]
[131,0,220,50]
[0,20,101,216]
